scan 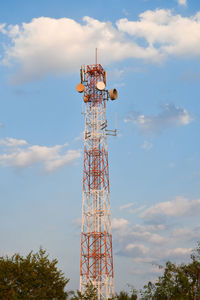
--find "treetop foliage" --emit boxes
[0,247,69,299]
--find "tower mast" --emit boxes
[76,55,118,299]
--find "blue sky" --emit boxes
[0,0,200,293]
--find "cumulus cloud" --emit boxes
[113,218,167,261]
[1,16,159,84]
[128,224,166,245]
[0,137,81,172]
[178,0,187,6]
[162,247,192,259]
[118,243,149,257]
[117,9,200,57]
[140,196,200,219]
[172,228,191,239]
[0,9,200,83]
[172,226,200,241]
[124,104,192,134]
[131,231,165,244]
[113,198,199,279]
[112,218,129,230]
[112,214,199,278]
[0,24,6,34]
[113,221,166,240]
[0,137,27,147]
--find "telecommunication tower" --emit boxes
[76,52,118,299]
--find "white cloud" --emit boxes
[113,216,167,247]
[124,104,192,134]
[1,17,159,84]
[140,196,200,219]
[0,137,81,172]
[134,224,165,232]
[131,231,165,244]
[131,266,162,275]
[164,247,192,258]
[0,137,27,147]
[130,205,147,214]
[0,9,200,83]
[120,243,149,257]
[143,246,193,262]
[114,200,199,278]
[172,226,200,241]
[172,228,191,240]
[113,219,167,261]
[112,218,129,230]
[120,202,135,210]
[133,257,155,264]
[178,0,187,6]
[0,24,6,34]
[112,209,198,268]
[119,202,146,214]
[117,9,200,57]
[44,149,81,172]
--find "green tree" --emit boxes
[0,247,70,300]
[140,242,200,300]
[115,287,137,300]
[71,282,97,300]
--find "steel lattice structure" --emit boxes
[77,61,117,299]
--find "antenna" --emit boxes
[95,48,97,65]
[115,112,117,135]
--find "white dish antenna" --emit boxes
[96,81,105,91]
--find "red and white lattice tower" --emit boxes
[76,55,117,299]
